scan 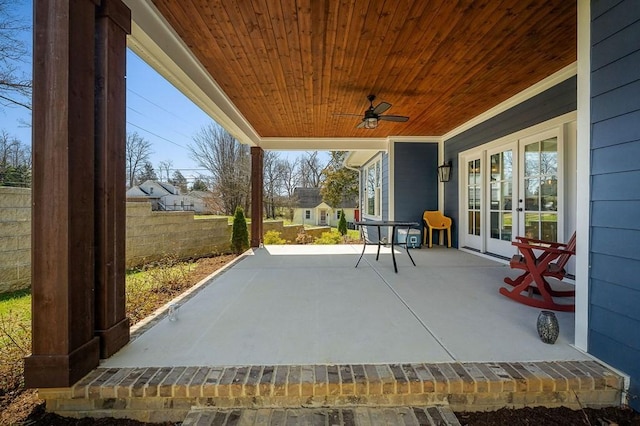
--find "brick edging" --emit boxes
[38,360,623,422]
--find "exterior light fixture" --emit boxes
[438,161,452,183]
[364,117,378,129]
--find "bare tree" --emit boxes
[0,0,31,110]
[263,151,282,219]
[157,160,173,182]
[280,156,300,198]
[0,130,31,186]
[298,151,326,188]
[125,132,153,188]
[189,124,250,215]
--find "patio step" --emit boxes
[182,406,461,426]
[38,360,623,423]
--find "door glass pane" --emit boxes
[490,212,499,239]
[502,213,512,241]
[524,213,540,239]
[502,182,512,210]
[491,154,500,181]
[468,187,474,210]
[541,214,558,241]
[524,142,539,177]
[541,175,557,211]
[502,151,512,180]
[524,178,540,210]
[468,211,474,234]
[474,212,481,236]
[490,183,499,209]
[541,138,558,175]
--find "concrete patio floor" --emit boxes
[102,245,587,368]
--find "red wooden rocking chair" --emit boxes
[499,232,576,312]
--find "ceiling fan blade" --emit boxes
[356,120,366,129]
[333,113,363,116]
[379,115,409,122]
[373,101,391,115]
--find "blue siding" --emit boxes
[589,0,640,410]
[393,143,439,238]
[442,77,577,246]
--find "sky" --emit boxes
[1,1,325,184]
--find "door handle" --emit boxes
[517,207,523,212]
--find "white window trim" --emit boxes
[362,153,383,220]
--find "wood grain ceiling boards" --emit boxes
[151,0,576,138]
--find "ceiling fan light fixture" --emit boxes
[365,117,378,129]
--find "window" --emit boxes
[305,210,311,219]
[336,210,342,220]
[364,155,382,217]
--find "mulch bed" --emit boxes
[456,406,640,425]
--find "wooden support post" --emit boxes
[94,0,131,359]
[25,0,101,388]
[251,147,264,247]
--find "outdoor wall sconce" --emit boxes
[438,161,452,183]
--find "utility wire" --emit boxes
[127,88,204,129]
[126,121,188,150]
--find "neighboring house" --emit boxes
[126,180,212,213]
[188,190,223,214]
[292,187,358,227]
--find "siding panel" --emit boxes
[591,50,640,97]
[589,331,640,403]
[591,227,640,260]
[591,200,640,229]
[591,141,640,174]
[591,0,640,43]
[591,253,640,290]
[591,170,640,200]
[393,142,438,226]
[591,279,640,322]
[591,80,640,122]
[590,305,640,352]
[589,2,640,409]
[591,19,640,70]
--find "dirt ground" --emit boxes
[2,254,639,425]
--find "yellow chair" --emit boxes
[422,211,452,248]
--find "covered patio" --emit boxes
[104,246,583,367]
[38,246,624,422]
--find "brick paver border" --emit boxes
[39,360,624,423]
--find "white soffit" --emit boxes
[124,0,260,147]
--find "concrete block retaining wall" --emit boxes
[0,188,331,293]
[0,187,31,293]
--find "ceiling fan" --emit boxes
[339,94,409,129]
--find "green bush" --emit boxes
[314,229,343,244]
[231,206,249,253]
[263,230,286,245]
[338,209,347,236]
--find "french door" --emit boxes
[461,129,562,256]
[463,156,482,251]
[519,131,559,242]
[486,144,517,257]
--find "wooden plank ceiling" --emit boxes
[151,0,576,138]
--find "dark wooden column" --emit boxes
[94,0,131,359]
[250,147,264,247]
[25,0,101,387]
